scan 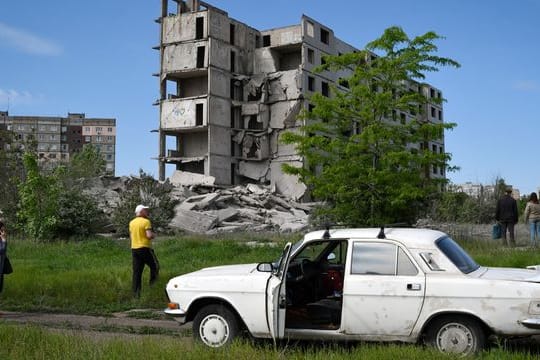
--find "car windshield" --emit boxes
[273,239,303,271]
[436,236,480,274]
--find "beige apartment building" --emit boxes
[156,0,445,199]
[0,112,116,174]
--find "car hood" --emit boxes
[478,266,540,283]
[167,263,271,293]
[186,263,261,276]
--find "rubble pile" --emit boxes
[82,175,317,234]
[170,183,315,234]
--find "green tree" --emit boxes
[111,170,179,237]
[68,144,106,180]
[282,27,460,226]
[16,148,107,240]
[17,151,60,240]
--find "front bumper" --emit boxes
[164,308,187,324]
[520,318,540,329]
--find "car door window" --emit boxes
[397,247,418,276]
[351,242,417,276]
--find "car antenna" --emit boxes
[377,226,386,239]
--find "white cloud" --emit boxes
[512,80,539,92]
[0,88,44,108]
[0,21,63,56]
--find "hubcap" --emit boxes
[199,314,230,347]
[436,322,474,355]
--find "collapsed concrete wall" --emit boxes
[84,175,315,234]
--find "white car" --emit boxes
[164,227,540,355]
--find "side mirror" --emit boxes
[327,253,336,261]
[257,262,273,272]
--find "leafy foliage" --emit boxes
[282,27,460,226]
[66,144,106,180]
[429,178,510,224]
[55,189,107,238]
[111,170,179,237]
[17,152,61,240]
[16,149,107,240]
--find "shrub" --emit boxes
[111,170,178,237]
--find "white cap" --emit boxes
[135,204,149,215]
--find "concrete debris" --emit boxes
[170,208,218,233]
[86,175,318,235]
[169,170,216,187]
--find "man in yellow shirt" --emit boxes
[129,204,158,298]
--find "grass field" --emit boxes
[2,233,540,359]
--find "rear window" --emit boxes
[436,236,479,274]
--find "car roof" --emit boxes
[303,228,447,249]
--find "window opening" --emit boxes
[195,103,203,126]
[195,17,204,39]
[196,46,205,68]
[230,23,235,45]
[321,81,329,97]
[320,28,330,44]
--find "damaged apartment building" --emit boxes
[155,0,445,200]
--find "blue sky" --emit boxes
[1,1,539,195]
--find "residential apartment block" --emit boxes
[156,0,446,199]
[0,112,116,174]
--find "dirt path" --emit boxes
[0,309,191,340]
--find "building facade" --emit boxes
[0,112,116,174]
[156,0,445,199]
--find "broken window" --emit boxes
[306,20,314,37]
[196,17,204,39]
[247,115,263,130]
[338,78,349,89]
[196,46,205,68]
[278,49,301,71]
[438,110,442,120]
[230,79,243,101]
[320,28,329,44]
[196,103,203,126]
[230,23,235,45]
[430,88,435,98]
[255,35,261,48]
[431,106,436,118]
[400,113,406,124]
[307,48,314,64]
[230,51,236,72]
[230,136,236,156]
[308,76,315,92]
[230,163,236,185]
[231,106,241,128]
[263,35,271,47]
[308,104,315,112]
[321,81,329,97]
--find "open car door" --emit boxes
[266,242,292,340]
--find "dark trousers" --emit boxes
[500,221,516,246]
[0,243,6,294]
[132,247,159,297]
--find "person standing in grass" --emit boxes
[0,220,9,294]
[495,187,519,247]
[524,192,540,247]
[129,205,159,298]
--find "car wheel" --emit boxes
[425,315,485,356]
[193,304,239,348]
